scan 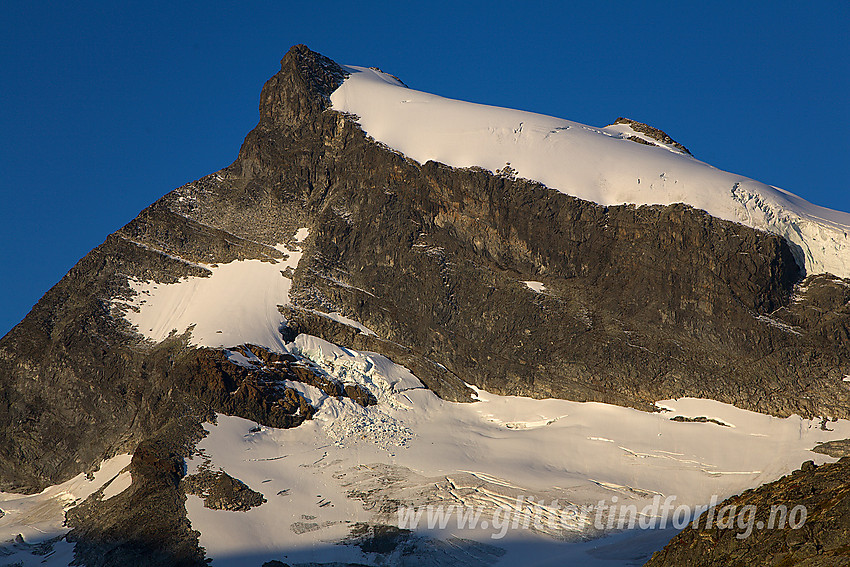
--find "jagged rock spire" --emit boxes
[257,44,347,128]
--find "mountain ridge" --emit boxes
[4,43,850,491]
[330,64,850,278]
[2,44,850,566]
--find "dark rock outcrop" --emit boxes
[812,439,850,458]
[669,415,729,426]
[173,347,314,429]
[183,469,266,511]
[612,117,692,155]
[644,458,850,566]
[66,436,206,567]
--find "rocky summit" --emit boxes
[2,45,850,566]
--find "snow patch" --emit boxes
[115,228,310,352]
[307,309,377,336]
[101,470,132,501]
[754,314,802,336]
[523,281,547,293]
[294,227,310,243]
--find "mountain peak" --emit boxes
[258,44,347,127]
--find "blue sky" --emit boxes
[1,1,848,336]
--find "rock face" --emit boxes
[644,458,850,566]
[1,44,850,564]
[235,47,849,422]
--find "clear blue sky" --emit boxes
[1,1,848,336]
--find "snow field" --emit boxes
[186,336,850,566]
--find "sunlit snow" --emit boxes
[523,281,547,293]
[186,337,850,566]
[87,67,850,566]
[331,66,850,278]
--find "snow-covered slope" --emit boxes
[330,66,850,278]
[184,335,850,566]
[114,229,310,351]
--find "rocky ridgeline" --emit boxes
[65,437,207,567]
[239,47,848,421]
[645,458,850,566]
